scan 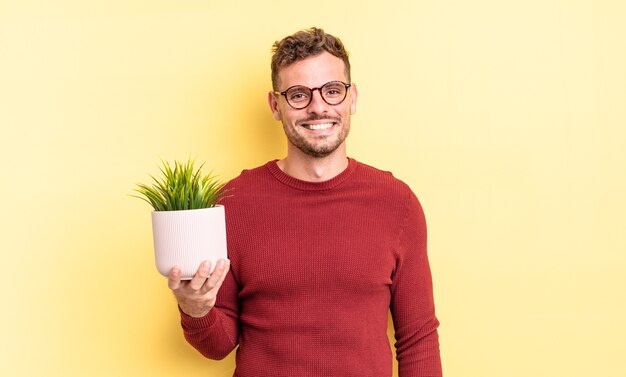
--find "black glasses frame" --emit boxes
[274,81,352,110]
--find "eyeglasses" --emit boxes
[274,81,352,110]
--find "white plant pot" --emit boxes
[151,206,227,280]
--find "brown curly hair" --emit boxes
[271,27,351,90]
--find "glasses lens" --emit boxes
[321,82,348,104]
[285,86,311,108]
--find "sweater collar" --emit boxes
[265,157,358,191]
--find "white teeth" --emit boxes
[305,123,333,130]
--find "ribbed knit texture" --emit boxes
[180,158,442,377]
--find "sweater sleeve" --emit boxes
[179,268,240,360]
[390,190,442,377]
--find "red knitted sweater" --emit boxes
[179,158,442,376]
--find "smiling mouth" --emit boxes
[301,122,334,130]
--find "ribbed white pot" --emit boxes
[151,206,227,280]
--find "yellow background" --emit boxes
[1,1,625,376]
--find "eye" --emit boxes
[287,88,310,102]
[322,84,345,98]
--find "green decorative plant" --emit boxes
[133,159,227,211]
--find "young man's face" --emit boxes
[268,51,358,159]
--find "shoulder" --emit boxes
[220,161,280,208]
[352,159,416,201]
[225,161,275,188]
[353,159,426,219]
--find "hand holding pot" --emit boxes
[168,259,230,318]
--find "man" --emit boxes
[167,27,442,376]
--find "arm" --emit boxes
[169,259,240,359]
[391,192,442,377]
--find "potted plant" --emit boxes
[133,159,229,279]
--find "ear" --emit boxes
[349,83,358,115]
[268,91,282,121]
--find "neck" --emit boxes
[277,148,349,182]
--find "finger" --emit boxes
[211,259,230,292]
[189,261,211,291]
[168,266,182,290]
[203,259,229,292]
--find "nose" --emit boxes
[306,88,328,114]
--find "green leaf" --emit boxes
[131,158,228,211]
